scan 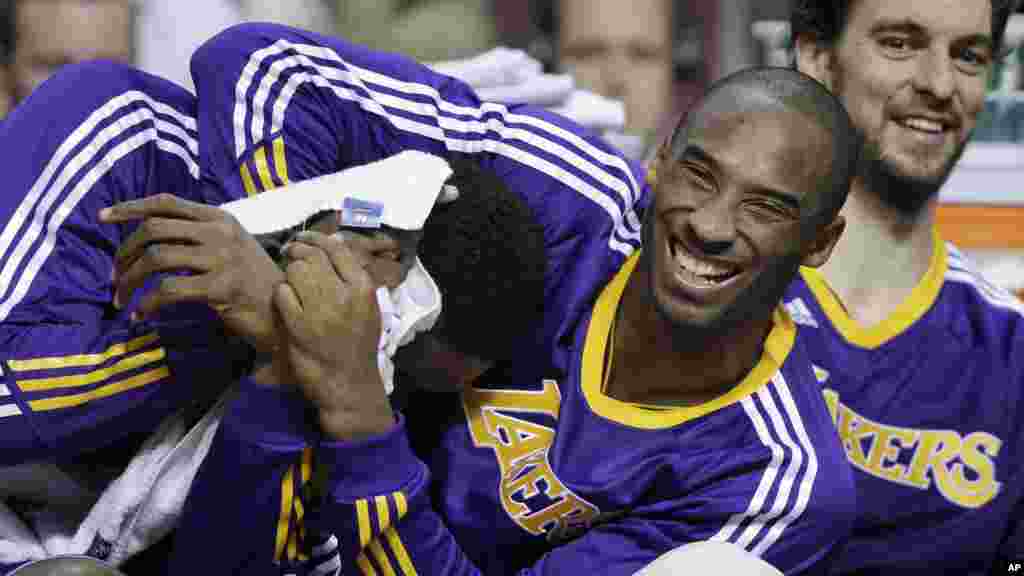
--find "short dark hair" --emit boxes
[665,66,861,229]
[419,159,547,364]
[790,0,1019,55]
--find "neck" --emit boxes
[817,179,937,326]
[607,263,773,405]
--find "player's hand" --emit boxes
[273,231,394,441]
[99,193,285,354]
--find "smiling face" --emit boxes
[800,0,993,213]
[644,99,835,332]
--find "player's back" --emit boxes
[783,235,1024,574]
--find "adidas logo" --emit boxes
[785,298,819,328]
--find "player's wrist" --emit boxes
[317,399,395,442]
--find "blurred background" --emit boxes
[0,0,1020,298]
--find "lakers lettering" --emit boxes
[463,380,600,536]
[822,388,1003,509]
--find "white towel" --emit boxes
[0,395,227,568]
[222,150,451,397]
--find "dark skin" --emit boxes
[98,194,416,355]
[606,97,846,406]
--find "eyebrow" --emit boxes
[678,145,801,211]
[870,18,994,52]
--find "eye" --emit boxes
[683,164,715,190]
[374,249,402,262]
[954,46,991,74]
[743,199,792,220]
[877,35,915,58]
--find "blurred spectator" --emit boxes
[334,0,497,62]
[557,0,673,138]
[7,0,132,106]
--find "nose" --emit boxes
[600,48,629,100]
[912,47,955,103]
[688,195,736,256]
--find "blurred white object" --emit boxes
[634,541,784,576]
[551,90,626,131]
[430,47,628,134]
[429,47,543,89]
[477,74,575,107]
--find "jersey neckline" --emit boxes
[581,250,796,430]
[798,229,947,350]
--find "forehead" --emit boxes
[685,100,833,202]
[843,0,992,41]
[17,0,131,57]
[559,0,670,44]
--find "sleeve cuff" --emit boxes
[318,414,425,500]
[224,376,320,450]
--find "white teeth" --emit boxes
[672,242,736,280]
[900,117,944,133]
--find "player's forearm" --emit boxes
[315,417,496,576]
[167,376,318,575]
[0,314,238,465]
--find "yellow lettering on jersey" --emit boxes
[865,426,917,483]
[463,380,599,536]
[825,388,1003,509]
[947,432,1003,509]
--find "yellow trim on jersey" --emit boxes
[581,250,795,429]
[240,163,258,196]
[368,538,397,576]
[27,365,170,411]
[253,146,276,191]
[385,528,417,575]
[394,492,408,518]
[375,495,390,528]
[274,464,295,562]
[357,552,379,576]
[17,348,165,392]
[272,136,290,184]
[356,499,372,548]
[8,333,159,372]
[800,229,947,349]
[301,447,313,484]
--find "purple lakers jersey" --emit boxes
[784,231,1024,575]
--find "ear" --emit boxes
[793,32,835,91]
[801,215,845,268]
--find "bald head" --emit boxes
[666,67,861,229]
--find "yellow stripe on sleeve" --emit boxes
[17,348,165,392]
[8,333,159,371]
[368,539,397,576]
[28,365,170,411]
[287,527,298,562]
[356,552,379,576]
[240,163,259,196]
[375,495,391,529]
[384,528,418,576]
[393,492,408,519]
[253,146,276,191]
[301,447,312,484]
[274,465,295,562]
[272,136,290,185]
[356,499,372,548]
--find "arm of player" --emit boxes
[165,377,320,576]
[0,61,245,465]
